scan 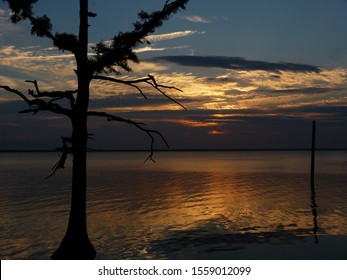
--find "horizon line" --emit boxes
[0,148,347,153]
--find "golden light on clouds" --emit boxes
[208,130,227,135]
[94,104,182,113]
[172,119,218,127]
[2,45,347,121]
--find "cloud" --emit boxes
[145,30,205,42]
[0,45,77,90]
[0,8,21,42]
[93,30,205,48]
[135,45,190,54]
[135,46,167,53]
[183,15,210,23]
[89,30,204,54]
[2,43,344,116]
[0,8,6,16]
[151,56,321,73]
[257,87,334,95]
[208,129,228,135]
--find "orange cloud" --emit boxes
[208,129,227,135]
[174,119,218,127]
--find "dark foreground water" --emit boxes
[0,151,347,259]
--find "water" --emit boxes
[0,151,347,259]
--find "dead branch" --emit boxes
[92,75,148,99]
[1,85,72,117]
[87,111,169,162]
[146,74,186,110]
[45,137,72,180]
[25,80,76,108]
[92,75,187,110]
[1,85,32,104]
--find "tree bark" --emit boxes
[51,0,96,260]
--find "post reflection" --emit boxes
[310,120,319,244]
[311,181,319,244]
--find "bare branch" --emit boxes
[92,75,148,99]
[88,12,97,18]
[25,80,76,108]
[88,111,169,162]
[45,137,72,180]
[146,74,187,110]
[1,85,72,117]
[1,85,32,104]
[92,75,187,110]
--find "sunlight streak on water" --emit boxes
[1,151,347,259]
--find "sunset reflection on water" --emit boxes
[1,151,347,259]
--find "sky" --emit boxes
[1,0,347,150]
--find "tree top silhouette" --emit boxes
[3,0,189,74]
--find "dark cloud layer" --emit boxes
[151,56,321,73]
[1,100,347,150]
[256,87,334,95]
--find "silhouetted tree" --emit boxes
[0,0,188,259]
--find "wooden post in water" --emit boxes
[310,120,316,188]
[310,120,319,243]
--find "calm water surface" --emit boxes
[0,151,347,259]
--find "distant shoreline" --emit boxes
[0,148,346,153]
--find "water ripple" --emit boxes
[1,151,347,259]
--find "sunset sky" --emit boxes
[1,0,347,150]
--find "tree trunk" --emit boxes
[51,116,96,260]
[51,0,96,260]
[51,63,96,259]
